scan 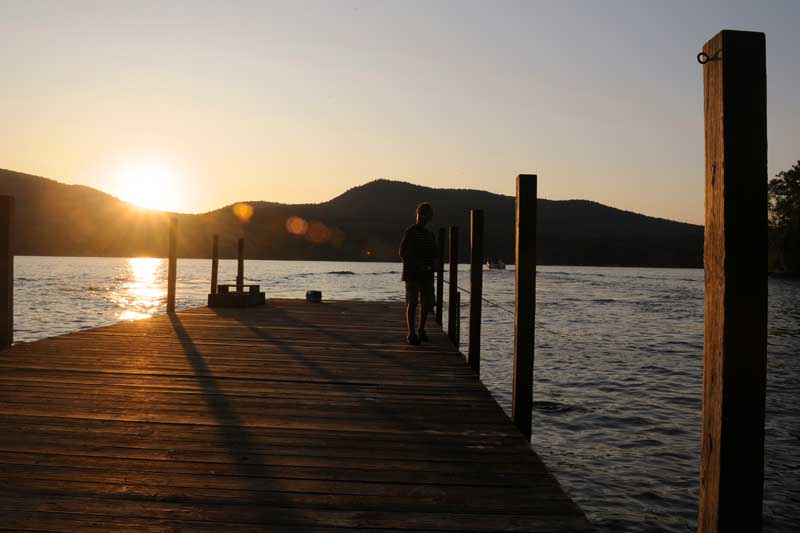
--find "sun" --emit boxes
[113,162,179,211]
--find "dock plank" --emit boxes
[0,299,590,531]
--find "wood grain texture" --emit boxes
[236,237,245,292]
[0,299,589,531]
[699,30,767,533]
[436,227,446,325]
[468,209,484,375]
[167,216,178,313]
[0,196,11,347]
[513,175,537,441]
[448,226,460,346]
[211,235,219,295]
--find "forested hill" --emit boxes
[0,169,703,267]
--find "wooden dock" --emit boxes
[0,299,590,531]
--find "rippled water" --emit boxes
[12,257,800,532]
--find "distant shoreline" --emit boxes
[13,254,711,270]
[17,255,800,276]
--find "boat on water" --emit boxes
[485,259,506,270]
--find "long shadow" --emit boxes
[167,313,299,526]
[241,302,440,373]
[217,303,496,449]
[204,303,567,525]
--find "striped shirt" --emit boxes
[399,224,437,281]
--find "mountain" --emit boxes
[0,169,703,267]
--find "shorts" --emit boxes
[405,277,435,313]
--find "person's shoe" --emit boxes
[418,330,430,342]
[406,334,421,345]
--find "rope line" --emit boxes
[441,277,515,316]
[440,274,572,341]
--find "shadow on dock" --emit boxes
[168,313,298,525]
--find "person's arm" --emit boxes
[431,231,439,271]
[430,231,439,272]
[399,228,411,261]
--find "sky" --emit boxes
[1,0,798,223]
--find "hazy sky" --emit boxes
[1,1,798,222]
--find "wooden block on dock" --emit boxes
[208,284,265,307]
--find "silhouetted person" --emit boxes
[399,203,437,345]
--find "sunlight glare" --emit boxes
[113,162,180,211]
[115,258,166,321]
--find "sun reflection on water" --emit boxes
[115,258,166,320]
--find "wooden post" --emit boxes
[210,235,219,295]
[0,197,13,347]
[468,209,484,374]
[435,227,446,325]
[512,174,536,441]
[698,30,767,533]
[236,237,245,292]
[447,226,459,345]
[454,291,461,348]
[166,216,177,314]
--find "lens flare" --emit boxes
[306,221,331,244]
[285,216,309,235]
[233,203,254,223]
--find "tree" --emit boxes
[768,161,800,272]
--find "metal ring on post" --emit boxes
[697,51,721,65]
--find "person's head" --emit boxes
[416,202,433,226]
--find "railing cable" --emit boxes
[441,276,515,316]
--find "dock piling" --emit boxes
[210,235,219,295]
[698,30,767,532]
[236,237,245,293]
[436,227,446,325]
[447,226,459,346]
[512,174,537,441]
[468,209,484,374]
[0,196,12,347]
[166,216,177,314]
[454,291,461,348]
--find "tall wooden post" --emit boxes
[236,237,245,292]
[435,227,446,325]
[468,209,484,374]
[210,235,219,295]
[0,197,13,347]
[454,291,461,348]
[447,226,459,346]
[166,216,177,314]
[698,30,767,533]
[512,174,536,441]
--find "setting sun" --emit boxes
[112,162,180,211]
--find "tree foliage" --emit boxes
[768,161,800,272]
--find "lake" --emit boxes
[11,256,800,532]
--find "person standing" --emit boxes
[399,203,437,345]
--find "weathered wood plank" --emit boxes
[447,226,460,345]
[211,234,219,295]
[166,216,178,313]
[699,30,768,533]
[0,299,590,530]
[436,226,446,325]
[468,209,484,374]
[513,174,537,441]
[0,196,11,348]
[236,237,245,292]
